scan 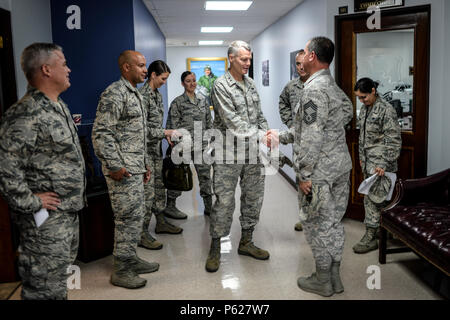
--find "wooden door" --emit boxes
[0,8,19,283]
[335,5,430,221]
[0,8,17,117]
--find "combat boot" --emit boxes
[297,267,334,297]
[129,255,160,274]
[237,229,270,260]
[139,232,163,250]
[163,197,188,220]
[155,213,183,234]
[110,256,147,289]
[205,238,221,272]
[330,261,344,293]
[295,222,303,231]
[203,196,212,216]
[353,226,378,254]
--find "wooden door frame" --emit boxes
[0,8,17,118]
[335,5,431,220]
[0,7,19,283]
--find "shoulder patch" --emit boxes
[303,100,318,125]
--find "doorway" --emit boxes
[0,7,19,283]
[335,5,431,221]
[0,8,17,117]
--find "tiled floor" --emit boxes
[9,170,445,300]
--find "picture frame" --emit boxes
[262,60,269,87]
[290,50,302,80]
[354,0,404,12]
[186,57,228,82]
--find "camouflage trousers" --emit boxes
[167,163,213,200]
[363,171,389,228]
[12,210,79,300]
[299,171,350,269]
[105,174,145,259]
[142,156,166,233]
[210,163,265,238]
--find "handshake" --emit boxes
[262,129,280,149]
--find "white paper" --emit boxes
[358,172,397,201]
[34,208,49,228]
[358,174,378,195]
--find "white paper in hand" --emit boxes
[34,208,49,228]
[358,174,378,195]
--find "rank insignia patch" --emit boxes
[303,100,318,125]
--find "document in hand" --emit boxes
[34,208,49,228]
[358,172,397,201]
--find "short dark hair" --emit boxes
[181,71,194,83]
[296,49,305,58]
[354,78,379,94]
[307,37,335,65]
[148,60,171,77]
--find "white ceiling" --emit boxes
[143,0,304,47]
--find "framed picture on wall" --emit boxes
[290,50,302,80]
[262,60,269,86]
[187,57,228,83]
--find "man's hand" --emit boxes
[299,181,312,195]
[109,168,131,181]
[165,129,181,147]
[35,192,60,211]
[265,130,279,148]
[375,167,385,177]
[144,167,151,184]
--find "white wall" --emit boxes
[443,0,450,170]
[0,0,11,10]
[251,0,328,181]
[166,46,228,106]
[4,0,53,98]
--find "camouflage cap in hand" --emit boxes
[368,175,392,204]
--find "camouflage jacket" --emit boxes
[0,87,86,214]
[92,77,148,175]
[140,82,165,157]
[166,92,213,150]
[211,71,269,162]
[198,74,218,94]
[279,78,304,128]
[288,69,353,183]
[358,96,402,173]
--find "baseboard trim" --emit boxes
[278,169,297,190]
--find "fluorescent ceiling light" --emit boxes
[199,40,224,46]
[205,1,253,11]
[201,27,234,33]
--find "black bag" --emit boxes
[162,146,193,191]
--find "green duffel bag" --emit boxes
[162,147,193,191]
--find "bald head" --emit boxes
[119,50,142,72]
[118,50,148,87]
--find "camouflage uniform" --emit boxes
[279,78,305,230]
[210,71,269,238]
[281,69,353,269]
[358,96,401,228]
[92,77,148,260]
[165,92,213,204]
[279,78,304,128]
[0,87,86,300]
[139,82,167,231]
